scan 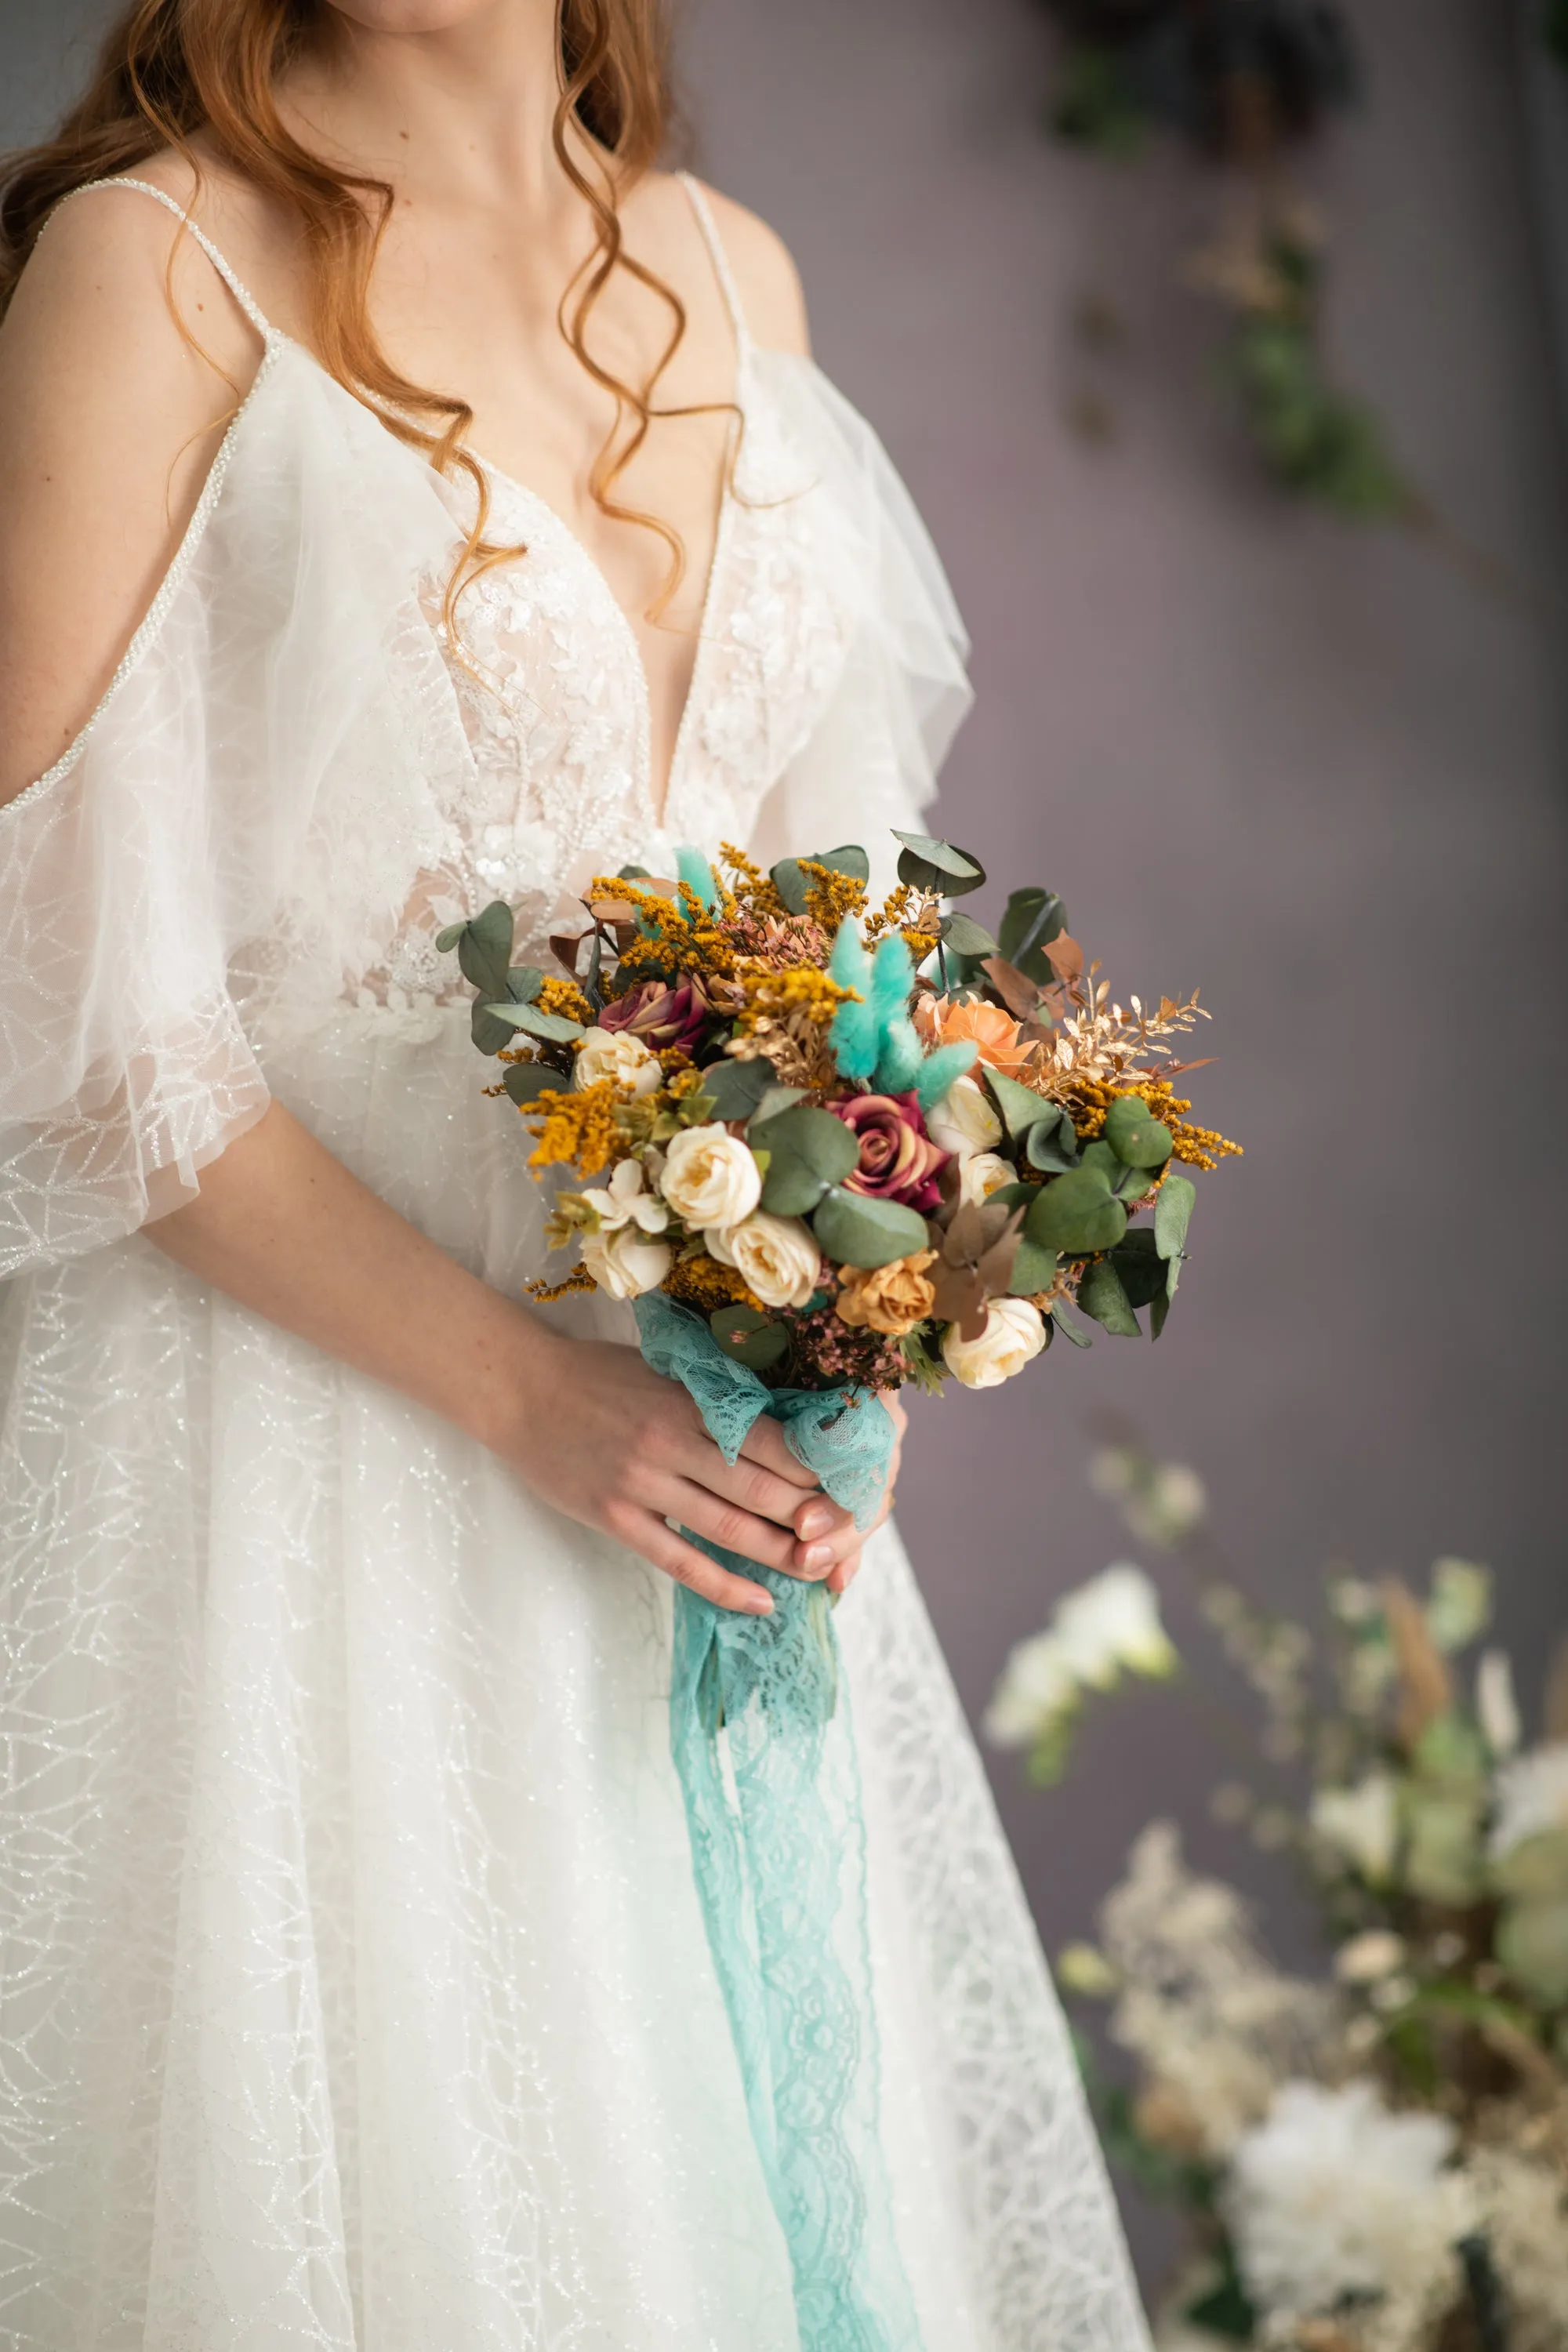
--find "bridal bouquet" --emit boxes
[439,841,1238,2347]
[994,1446,1568,2352]
[440,830,1240,1388]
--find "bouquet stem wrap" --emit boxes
[634,1294,924,2352]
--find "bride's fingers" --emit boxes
[736,1415,819,1490]
[612,1504,775,1614]
[826,1545,864,1597]
[654,1474,833,1580]
[673,1434,824,1537]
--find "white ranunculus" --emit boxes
[1311,1770,1398,1884]
[581,1156,670,1236]
[573,1025,662,1097]
[956,1149,1015,1207]
[1053,1563,1178,1686]
[1489,1741,1568,1859]
[709,1212,821,1309]
[579,1221,672,1301]
[1475,1650,1522,1760]
[926,1073,1002,1162]
[983,1630,1077,1748]
[1226,2080,1461,2317]
[658,1123,762,1229]
[941,1296,1045,1388]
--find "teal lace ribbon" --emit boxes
[635,1294,924,2352]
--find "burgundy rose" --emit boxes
[599,977,714,1058]
[831,1091,949,1213]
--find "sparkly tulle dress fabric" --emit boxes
[0,180,1151,2352]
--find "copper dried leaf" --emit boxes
[980,956,1044,1020]
[550,932,588,976]
[1044,932,1085,982]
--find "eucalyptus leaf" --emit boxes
[1109,1228,1167,1309]
[812,843,871,885]
[891,831,985,891]
[1104,1094,1174,1169]
[505,964,545,1004]
[769,858,812,916]
[457,899,516,1000]
[1155,1172,1196,1261]
[695,1056,777,1123]
[482,1002,586,1044]
[1051,1298,1093,1348]
[1008,1236,1060,1298]
[434,920,466,954]
[811,1187,930,1270]
[1150,1288,1173,1341]
[1025,1107,1080,1173]
[502,1059,562,1105]
[710,1304,789,1373]
[1026,1167,1128,1256]
[753,1084,812,1125]
[997,887,1067,984]
[985,1069,1054,1138]
[471,1003,519,1058]
[753,1105,858,1216]
[1078,1257,1142,1338]
[942,911,999,958]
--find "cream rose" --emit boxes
[941,1296,1046,1388]
[573,1025,662,1098]
[710,1211,821,1309]
[579,1221,672,1301]
[926,1073,1002,1162]
[957,1149,1014,1208]
[659,1123,762,1229]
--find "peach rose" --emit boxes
[833,1249,938,1338]
[916,993,1038,1082]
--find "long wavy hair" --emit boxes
[0,0,709,621]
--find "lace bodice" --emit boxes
[0,172,972,1276]
[377,208,858,1010]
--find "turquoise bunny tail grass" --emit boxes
[829,920,880,1083]
[913,1040,978,1112]
[869,934,923,1094]
[634,1294,924,2352]
[676,843,720,910]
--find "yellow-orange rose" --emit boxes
[833,1249,938,1338]
[916,993,1037,1082]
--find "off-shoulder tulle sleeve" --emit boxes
[0,344,470,1280]
[744,351,973,895]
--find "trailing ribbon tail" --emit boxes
[635,1294,924,2352]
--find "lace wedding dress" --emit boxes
[0,175,1151,2352]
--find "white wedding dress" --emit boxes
[0,175,1151,2352]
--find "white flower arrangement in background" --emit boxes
[993,1438,1568,2352]
[985,1563,1177,1780]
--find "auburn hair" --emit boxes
[0,0,707,622]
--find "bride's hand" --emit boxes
[497,1330,868,1616]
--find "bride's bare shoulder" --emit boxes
[0,159,268,804]
[679,177,811,358]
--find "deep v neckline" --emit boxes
[464,385,746,837]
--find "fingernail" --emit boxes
[804,1542,833,1572]
[799,1507,833,1539]
[749,1593,774,1614]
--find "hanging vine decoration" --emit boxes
[1040,0,1413,521]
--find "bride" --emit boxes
[0,2,1150,2345]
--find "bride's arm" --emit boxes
[0,196,872,1610]
[142,1102,867,1613]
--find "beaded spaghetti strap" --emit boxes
[50,177,274,342]
[678,172,753,354]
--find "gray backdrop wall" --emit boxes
[5,0,1566,2292]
